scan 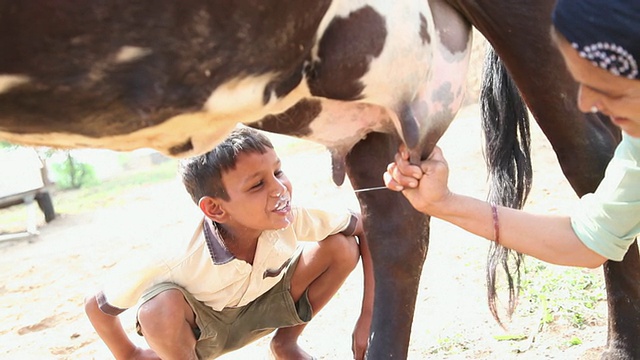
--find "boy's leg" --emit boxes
[271,233,360,359]
[137,288,198,360]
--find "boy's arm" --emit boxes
[84,293,157,360]
[349,214,374,360]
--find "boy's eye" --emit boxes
[250,181,263,190]
[275,169,284,177]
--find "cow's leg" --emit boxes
[451,0,640,357]
[345,132,429,359]
[601,242,640,360]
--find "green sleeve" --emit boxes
[571,135,640,261]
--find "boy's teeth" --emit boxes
[275,200,288,211]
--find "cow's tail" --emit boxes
[480,46,532,327]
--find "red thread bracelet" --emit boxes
[491,204,500,245]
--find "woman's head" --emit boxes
[552,0,640,136]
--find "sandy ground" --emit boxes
[0,104,610,359]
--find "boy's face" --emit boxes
[218,148,294,232]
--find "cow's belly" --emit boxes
[273,0,472,159]
[0,0,470,162]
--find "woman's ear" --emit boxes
[198,196,227,222]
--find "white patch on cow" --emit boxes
[409,6,472,136]
[350,1,470,146]
[361,2,435,106]
[313,1,441,144]
[204,75,276,115]
[301,1,432,148]
[114,46,152,63]
[300,98,395,152]
[0,75,31,94]
[203,74,312,121]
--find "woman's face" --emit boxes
[554,31,640,137]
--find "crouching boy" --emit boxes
[85,127,373,360]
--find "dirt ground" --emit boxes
[0,104,610,359]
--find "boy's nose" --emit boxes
[270,181,286,197]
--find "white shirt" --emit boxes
[99,205,355,314]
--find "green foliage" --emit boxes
[568,336,583,346]
[519,259,606,329]
[429,333,471,355]
[53,159,178,215]
[51,151,98,189]
[0,141,18,149]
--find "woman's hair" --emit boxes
[552,0,639,80]
[179,127,274,203]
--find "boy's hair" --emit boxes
[179,127,274,203]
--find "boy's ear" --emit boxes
[198,196,228,222]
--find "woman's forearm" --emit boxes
[432,193,607,268]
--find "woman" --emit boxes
[384,0,640,268]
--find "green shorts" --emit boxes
[137,248,311,359]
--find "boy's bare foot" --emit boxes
[269,337,315,360]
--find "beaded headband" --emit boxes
[552,0,640,80]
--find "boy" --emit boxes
[85,127,373,359]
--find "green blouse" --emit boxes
[572,134,640,261]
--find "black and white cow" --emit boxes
[0,1,468,169]
[1,1,638,359]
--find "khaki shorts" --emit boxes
[137,248,311,359]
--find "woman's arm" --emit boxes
[384,146,607,268]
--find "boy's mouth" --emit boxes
[273,196,290,212]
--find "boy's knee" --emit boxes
[138,289,188,337]
[84,294,97,314]
[323,233,360,269]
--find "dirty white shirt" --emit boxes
[98,205,356,315]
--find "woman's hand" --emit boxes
[383,145,452,215]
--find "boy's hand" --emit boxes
[383,145,452,214]
[352,312,371,360]
[127,347,161,360]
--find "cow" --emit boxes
[1,1,638,359]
